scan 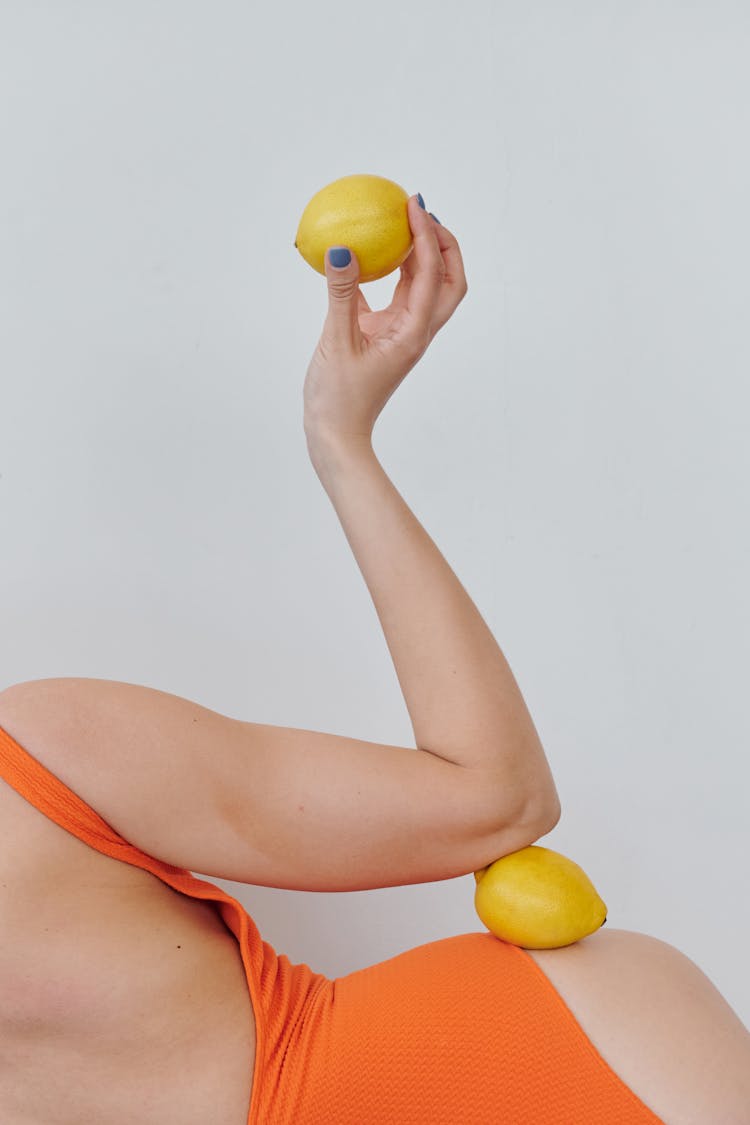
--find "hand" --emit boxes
[302,195,468,445]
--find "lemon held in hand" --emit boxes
[474,845,608,950]
[294,173,413,283]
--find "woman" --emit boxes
[0,194,747,1125]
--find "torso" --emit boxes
[0,776,256,1125]
[3,761,739,1125]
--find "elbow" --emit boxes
[475,788,561,871]
[506,742,562,838]
[520,786,562,840]
[540,797,562,836]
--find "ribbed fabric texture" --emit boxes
[0,723,664,1123]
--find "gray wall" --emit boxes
[1,1,748,1026]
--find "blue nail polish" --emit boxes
[429,212,441,225]
[329,247,351,268]
[417,193,426,210]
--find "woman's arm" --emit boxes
[0,200,560,894]
[307,428,561,830]
[302,197,560,832]
[0,676,557,891]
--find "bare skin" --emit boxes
[4,200,747,1122]
[525,933,750,1125]
[0,777,256,1125]
[1,769,749,1125]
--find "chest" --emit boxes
[0,779,256,1125]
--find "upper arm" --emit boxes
[0,677,558,891]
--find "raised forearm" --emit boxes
[306,427,561,826]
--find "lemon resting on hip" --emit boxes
[294,173,414,283]
[473,845,608,950]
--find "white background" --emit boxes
[1,1,748,1027]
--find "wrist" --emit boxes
[304,423,377,480]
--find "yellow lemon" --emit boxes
[294,173,413,283]
[473,845,607,950]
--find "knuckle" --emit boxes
[452,272,468,297]
[328,278,359,300]
[431,260,447,284]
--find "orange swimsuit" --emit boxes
[0,723,664,1124]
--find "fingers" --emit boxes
[395,198,468,335]
[430,214,468,301]
[320,199,467,359]
[402,195,447,341]
[426,214,469,332]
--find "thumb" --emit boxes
[324,246,362,348]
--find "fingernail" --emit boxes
[417,193,426,210]
[329,247,351,269]
[429,212,441,225]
